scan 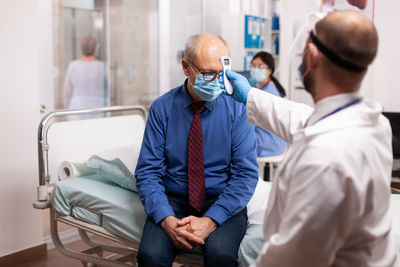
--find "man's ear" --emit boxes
[182,59,190,77]
[306,42,319,70]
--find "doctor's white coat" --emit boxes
[246,88,400,267]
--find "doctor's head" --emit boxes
[182,34,229,102]
[300,11,378,102]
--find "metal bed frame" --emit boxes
[33,106,203,267]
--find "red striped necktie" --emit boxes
[188,103,206,212]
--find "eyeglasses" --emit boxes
[186,59,219,82]
[250,64,270,70]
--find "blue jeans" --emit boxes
[137,194,247,267]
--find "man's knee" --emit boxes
[137,218,175,267]
[137,243,174,267]
[205,248,238,266]
[204,235,240,266]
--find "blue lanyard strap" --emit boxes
[305,98,363,127]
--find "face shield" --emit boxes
[275,12,325,77]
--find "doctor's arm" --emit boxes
[223,70,313,144]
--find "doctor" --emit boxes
[221,11,400,266]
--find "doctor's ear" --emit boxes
[306,42,320,69]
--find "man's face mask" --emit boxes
[188,64,222,102]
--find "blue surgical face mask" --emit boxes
[188,66,222,101]
[297,64,304,83]
[250,68,267,83]
[297,64,310,84]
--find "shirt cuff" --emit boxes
[152,204,175,224]
[203,205,230,226]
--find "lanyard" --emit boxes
[305,98,362,127]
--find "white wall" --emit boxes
[38,0,54,115]
[372,0,400,112]
[0,0,43,257]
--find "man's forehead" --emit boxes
[194,49,227,71]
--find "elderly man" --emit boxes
[222,11,400,266]
[135,34,258,266]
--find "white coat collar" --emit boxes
[302,97,383,137]
[306,92,361,127]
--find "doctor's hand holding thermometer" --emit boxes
[218,69,251,104]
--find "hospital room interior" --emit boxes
[1,0,400,266]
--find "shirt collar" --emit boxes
[307,91,361,126]
[181,79,216,112]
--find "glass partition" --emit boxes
[52,0,158,112]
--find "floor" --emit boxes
[14,239,90,267]
[15,211,184,267]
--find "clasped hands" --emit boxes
[160,215,218,250]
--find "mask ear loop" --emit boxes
[187,63,197,88]
[275,12,325,76]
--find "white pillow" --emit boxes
[247,179,272,224]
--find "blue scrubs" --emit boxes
[255,82,287,157]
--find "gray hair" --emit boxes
[80,35,98,56]
[184,34,228,62]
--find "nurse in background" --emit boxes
[250,51,286,157]
[63,35,107,119]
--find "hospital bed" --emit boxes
[32,106,265,266]
[33,106,400,267]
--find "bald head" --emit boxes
[184,34,228,63]
[316,11,378,68]
[301,11,379,101]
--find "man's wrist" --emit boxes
[160,216,175,228]
[204,216,218,228]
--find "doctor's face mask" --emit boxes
[299,44,314,95]
[298,44,311,88]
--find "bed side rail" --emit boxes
[33,105,146,209]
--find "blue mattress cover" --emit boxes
[51,174,146,243]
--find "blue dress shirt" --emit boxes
[135,82,258,225]
[255,82,287,157]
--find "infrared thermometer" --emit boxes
[219,56,233,95]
